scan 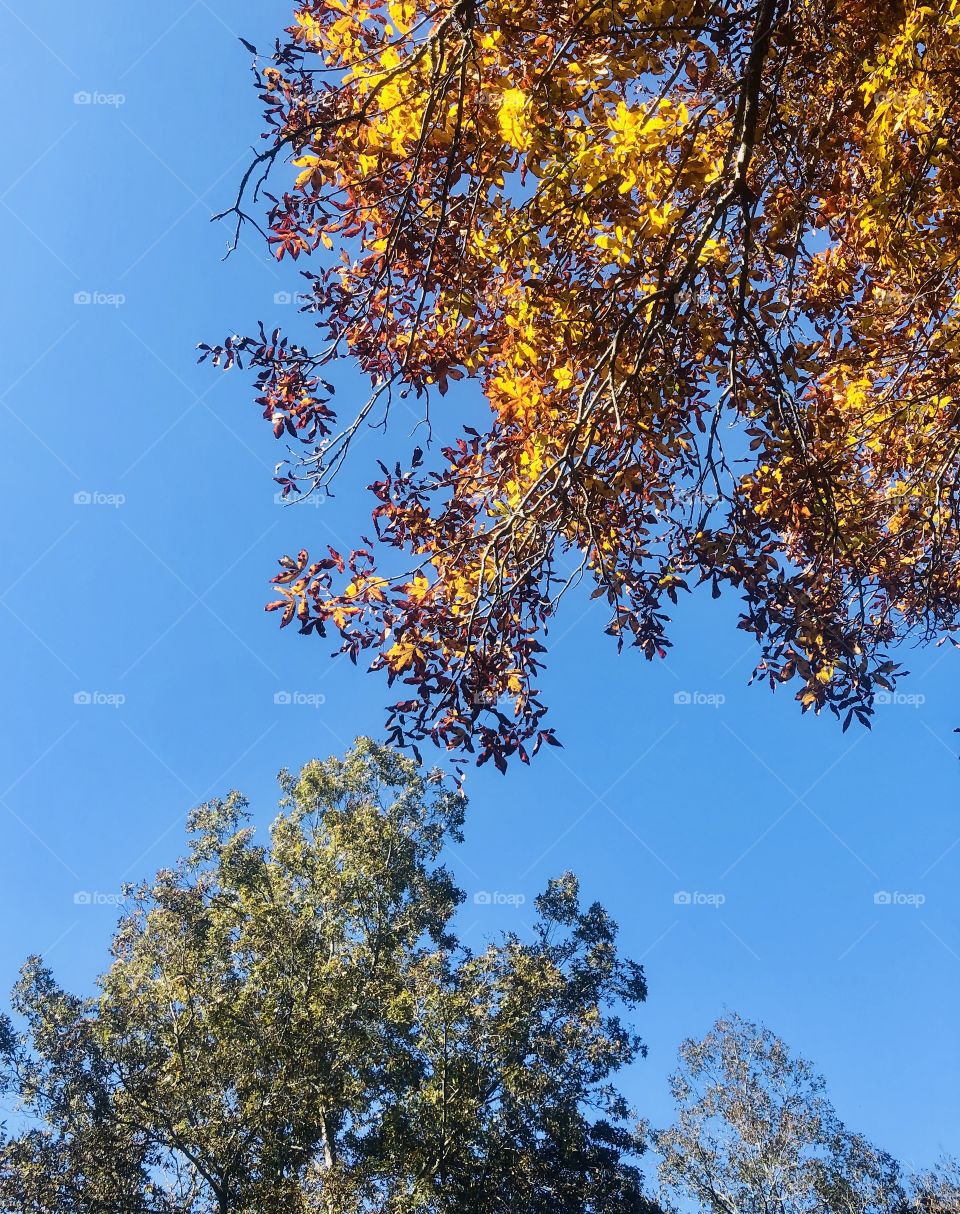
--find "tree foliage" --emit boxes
[910,1159,960,1214]
[0,740,656,1214]
[653,1013,956,1214]
[204,0,960,767]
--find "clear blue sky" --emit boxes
[0,0,957,1177]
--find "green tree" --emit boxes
[654,1013,911,1214]
[0,740,658,1214]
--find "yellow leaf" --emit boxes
[498,88,532,152]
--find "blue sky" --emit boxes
[0,0,957,1177]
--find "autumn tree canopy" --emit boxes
[205,0,960,767]
[0,741,655,1213]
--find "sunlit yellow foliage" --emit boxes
[218,0,960,764]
